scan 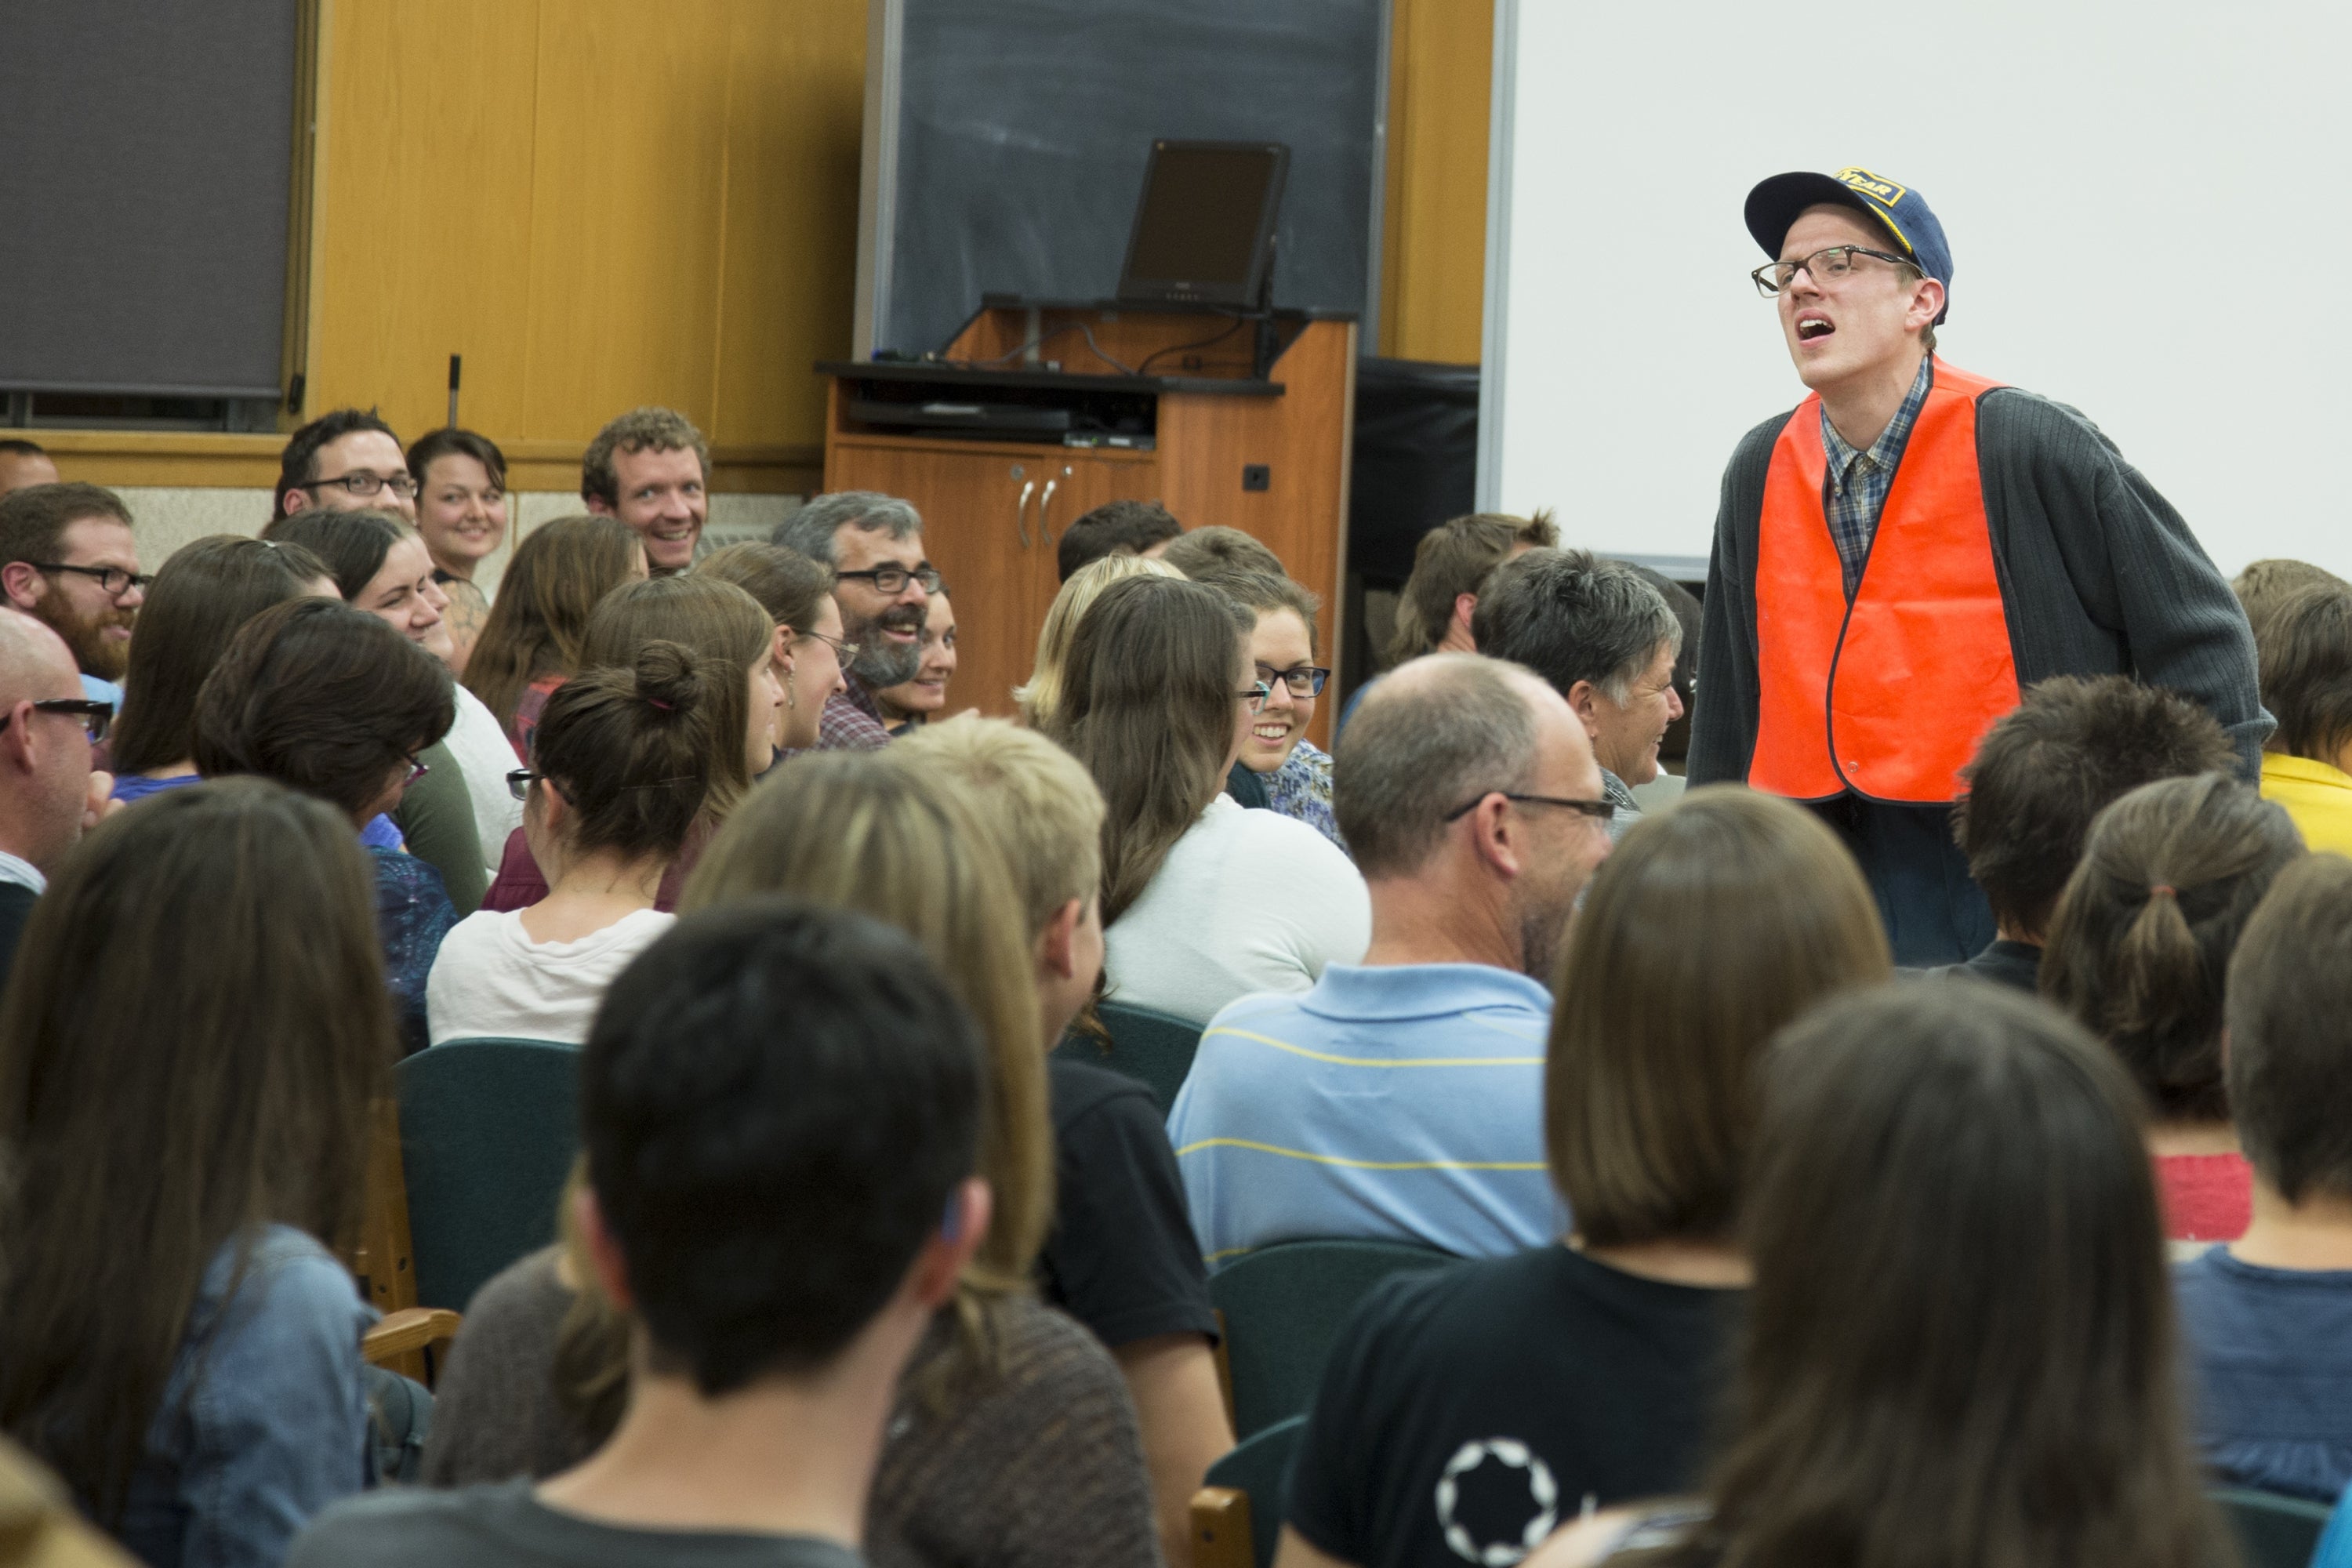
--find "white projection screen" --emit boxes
[1479,0,2352,581]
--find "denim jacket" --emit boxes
[115,1225,373,1568]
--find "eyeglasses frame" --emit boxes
[28,561,151,598]
[1442,789,1616,824]
[1750,244,1916,298]
[0,697,112,743]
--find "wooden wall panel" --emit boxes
[1381,0,1493,365]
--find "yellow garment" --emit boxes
[2261,752,2352,856]
[0,1436,136,1568]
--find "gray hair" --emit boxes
[1334,653,1541,879]
[771,490,924,567]
[1470,548,1681,703]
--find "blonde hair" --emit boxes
[679,753,1051,1385]
[1015,554,1185,728]
[891,714,1105,932]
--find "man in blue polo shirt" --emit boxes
[1167,653,1613,1261]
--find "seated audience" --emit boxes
[1044,572,1369,1022]
[1157,524,1283,581]
[875,589,956,732]
[1940,676,2237,992]
[2245,583,2352,854]
[1015,553,1182,730]
[1529,982,2228,1568]
[771,492,938,750]
[405,426,510,674]
[1280,787,1889,1568]
[2042,773,2303,1243]
[463,514,647,757]
[0,481,143,706]
[1622,564,1701,793]
[2174,853,2352,1500]
[193,598,461,1054]
[106,535,332,802]
[294,901,986,1567]
[695,541,850,753]
[0,438,60,498]
[426,643,714,1046]
[424,757,1162,1568]
[274,408,417,524]
[479,576,783,914]
[1192,566,1341,849]
[580,407,709,575]
[1472,548,1682,839]
[898,714,1230,1561]
[1171,654,1606,1260]
[0,615,111,982]
[1057,499,1184,582]
[264,506,521,880]
[1385,510,1559,669]
[0,779,390,1566]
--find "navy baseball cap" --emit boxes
[1745,167,1952,325]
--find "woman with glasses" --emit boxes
[694,542,852,753]
[425,643,711,1047]
[191,597,459,1054]
[1192,566,1343,851]
[1044,572,1368,1024]
[875,589,958,734]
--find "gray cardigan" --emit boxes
[1689,385,2270,792]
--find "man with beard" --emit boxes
[771,492,939,751]
[1165,654,1611,1261]
[0,483,145,706]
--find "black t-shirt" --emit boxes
[1038,1054,1218,1348]
[1287,1244,1739,1568]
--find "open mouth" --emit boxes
[1795,312,1835,343]
[1251,722,1292,744]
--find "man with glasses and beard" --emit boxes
[771,492,942,751]
[1690,165,2263,967]
[0,482,147,708]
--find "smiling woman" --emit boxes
[875,590,957,733]
[1192,565,1345,851]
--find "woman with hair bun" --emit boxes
[425,641,717,1046]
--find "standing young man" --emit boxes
[1689,166,2264,964]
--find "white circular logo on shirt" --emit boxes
[1435,1438,1559,1566]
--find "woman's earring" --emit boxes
[786,686,797,710]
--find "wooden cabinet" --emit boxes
[820,307,1355,743]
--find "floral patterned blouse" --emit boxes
[1264,739,1345,855]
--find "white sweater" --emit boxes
[445,684,527,871]
[1102,795,1370,1025]
[425,907,675,1047]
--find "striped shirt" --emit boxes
[1820,353,1933,598]
[1167,963,1562,1263]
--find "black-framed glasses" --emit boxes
[1237,681,1273,713]
[316,470,419,500]
[833,564,944,595]
[799,627,862,664]
[1443,789,1615,823]
[0,698,111,742]
[1256,662,1331,699]
[1751,245,1915,297]
[506,768,539,801]
[397,751,430,787]
[31,561,151,597]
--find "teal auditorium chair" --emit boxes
[1192,1414,1307,1568]
[394,1037,580,1311]
[2214,1487,2332,1568]
[1057,1000,1203,1115]
[1208,1239,1456,1439]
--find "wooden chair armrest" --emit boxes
[363,1307,462,1366]
[1192,1485,1254,1568]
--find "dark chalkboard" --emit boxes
[862,0,1388,358]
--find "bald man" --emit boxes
[0,614,114,978]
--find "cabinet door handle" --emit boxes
[1014,480,1036,547]
[1037,477,1060,544]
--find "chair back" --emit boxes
[1209,1238,1454,1439]
[2214,1487,2332,1568]
[1059,1000,1203,1114]
[1192,1414,1308,1568]
[393,1037,580,1310]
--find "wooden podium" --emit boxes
[818,300,1356,746]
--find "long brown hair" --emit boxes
[461,515,642,731]
[107,535,330,775]
[2041,773,2303,1121]
[1546,788,1888,1247]
[579,575,771,822]
[1644,982,2230,1568]
[0,779,392,1521]
[1042,572,1251,923]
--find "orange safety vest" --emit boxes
[1750,358,2019,804]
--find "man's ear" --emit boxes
[1,561,47,610]
[0,702,38,775]
[1463,792,1526,882]
[1034,896,1083,982]
[1565,678,1606,740]
[908,1178,990,1308]
[279,488,312,517]
[583,493,615,517]
[572,1183,637,1312]
[1908,277,1947,336]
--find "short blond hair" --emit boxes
[894,714,1105,934]
[1014,553,1185,728]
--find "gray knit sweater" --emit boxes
[1690,384,2270,791]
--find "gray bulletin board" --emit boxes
[855,0,1389,359]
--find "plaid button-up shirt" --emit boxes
[1820,354,1933,599]
[815,676,894,752]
